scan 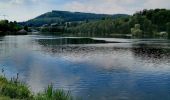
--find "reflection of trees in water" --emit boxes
[37,38,109,45]
[36,38,124,56]
[36,44,118,55]
[36,38,107,56]
[37,38,170,63]
[131,43,170,61]
[36,39,130,57]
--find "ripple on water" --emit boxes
[0,35,170,100]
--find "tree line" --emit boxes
[0,20,23,35]
[62,9,170,38]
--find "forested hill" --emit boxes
[66,9,170,37]
[21,10,129,27]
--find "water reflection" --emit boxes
[132,47,170,60]
[0,35,170,100]
[37,37,124,46]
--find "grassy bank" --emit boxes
[0,73,73,100]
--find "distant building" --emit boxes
[42,24,49,27]
[51,23,59,27]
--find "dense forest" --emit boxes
[65,9,170,38]
[21,10,129,27]
[1,9,170,38]
[65,17,131,36]
[30,9,170,38]
[0,20,26,35]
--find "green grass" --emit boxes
[0,73,73,100]
[0,75,32,99]
[0,95,11,100]
[34,84,73,100]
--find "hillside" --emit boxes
[21,10,129,27]
[66,9,170,38]
[66,17,131,35]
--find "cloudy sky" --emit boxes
[0,0,170,21]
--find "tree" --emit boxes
[0,20,22,35]
[142,17,153,36]
[131,24,143,37]
[24,26,29,31]
[167,22,170,38]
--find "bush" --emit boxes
[0,76,31,99]
[34,84,73,100]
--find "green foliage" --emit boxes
[131,24,143,37]
[65,12,154,37]
[0,20,21,32]
[22,10,129,27]
[0,76,31,99]
[0,95,11,100]
[0,71,73,100]
[41,26,64,33]
[167,22,170,33]
[64,9,170,38]
[24,26,29,31]
[135,9,170,32]
[129,15,153,36]
[167,22,170,38]
[66,17,131,36]
[34,84,73,100]
[0,20,22,35]
[25,17,64,27]
[20,9,170,38]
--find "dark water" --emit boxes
[0,35,170,100]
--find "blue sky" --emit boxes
[0,0,170,21]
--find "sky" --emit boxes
[0,0,170,21]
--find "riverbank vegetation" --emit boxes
[1,9,170,38]
[66,9,170,38]
[0,71,73,100]
[34,9,170,38]
[0,20,27,36]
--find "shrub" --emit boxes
[34,84,73,100]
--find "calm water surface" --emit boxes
[0,35,170,100]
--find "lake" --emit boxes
[0,35,170,100]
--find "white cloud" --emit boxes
[63,0,170,14]
[63,0,140,14]
[0,0,170,21]
[10,0,25,4]
[144,0,170,9]
[0,0,53,21]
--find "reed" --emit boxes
[0,69,73,100]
